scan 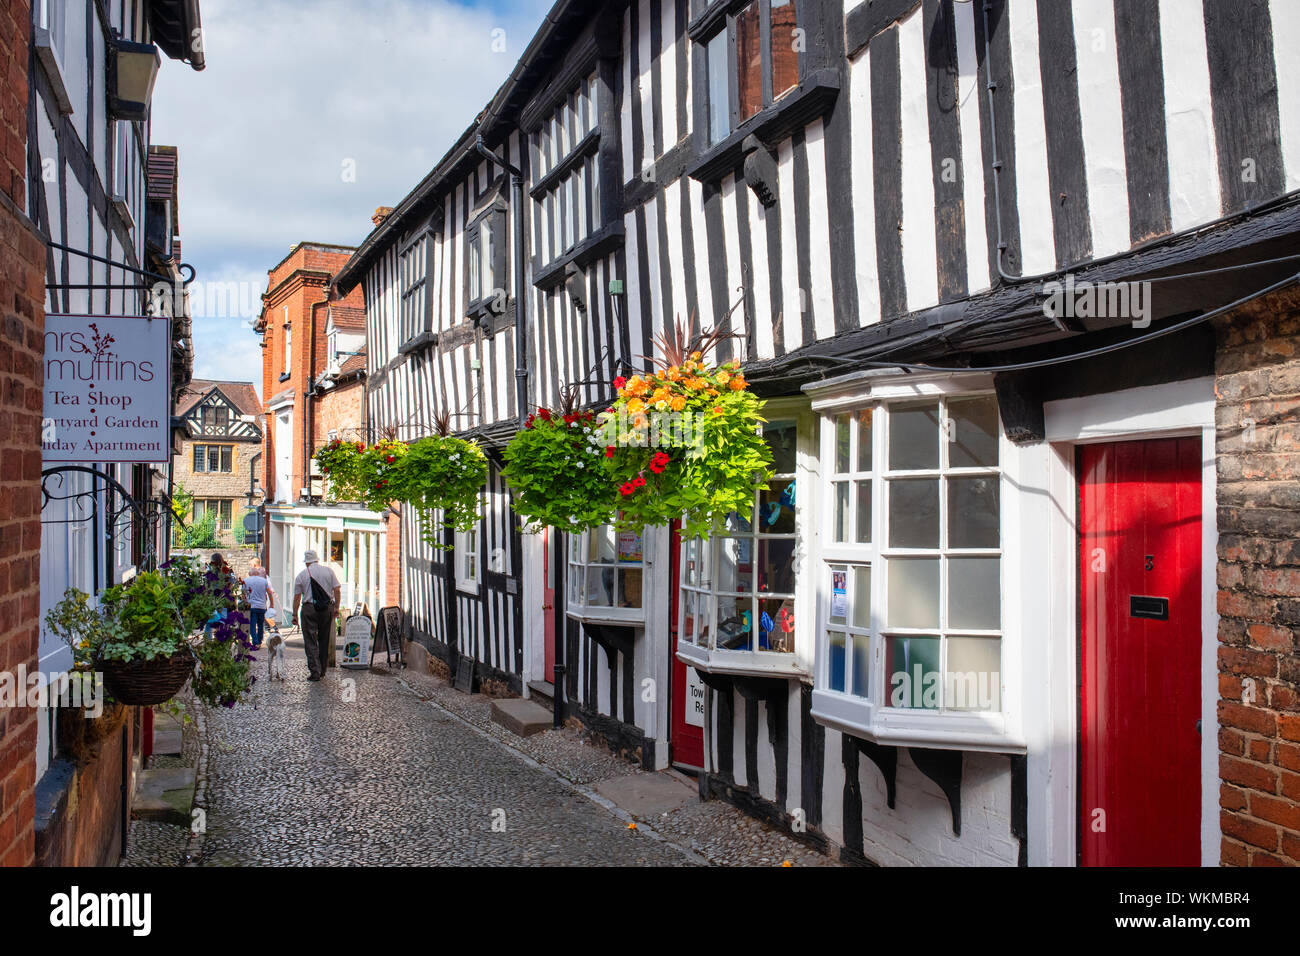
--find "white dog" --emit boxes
[266,632,287,682]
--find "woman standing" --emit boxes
[243,563,275,649]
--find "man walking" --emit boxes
[292,550,341,682]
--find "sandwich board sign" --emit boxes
[340,615,372,670]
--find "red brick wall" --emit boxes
[1214,286,1300,867]
[385,509,402,608]
[257,246,362,504]
[0,0,42,868]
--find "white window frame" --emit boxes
[455,521,480,594]
[675,398,815,680]
[807,371,1025,754]
[398,230,431,345]
[566,523,646,625]
[283,306,292,375]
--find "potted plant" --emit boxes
[163,555,256,709]
[46,573,196,706]
[602,319,773,537]
[502,386,620,532]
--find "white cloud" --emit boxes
[150,0,552,387]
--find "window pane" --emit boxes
[887,557,939,629]
[759,597,794,652]
[617,528,643,563]
[221,446,232,472]
[828,565,847,625]
[889,402,939,470]
[683,590,699,643]
[586,568,614,606]
[885,635,941,709]
[208,447,220,472]
[948,476,999,549]
[756,537,795,595]
[482,222,495,294]
[855,479,872,544]
[758,480,796,534]
[193,446,203,471]
[220,500,232,528]
[832,482,848,542]
[888,478,938,548]
[852,565,871,629]
[948,396,999,468]
[736,2,762,122]
[856,409,873,471]
[948,556,1001,630]
[716,536,747,592]
[619,569,643,608]
[765,419,798,474]
[717,597,751,650]
[828,632,846,692]
[946,637,1001,711]
[834,414,850,473]
[707,30,730,144]
[851,636,871,699]
[469,235,480,301]
[588,525,617,563]
[770,0,799,98]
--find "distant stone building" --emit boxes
[172,381,264,547]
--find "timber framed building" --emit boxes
[335,0,1300,867]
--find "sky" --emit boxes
[151,0,554,397]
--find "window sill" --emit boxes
[676,641,808,681]
[810,689,1026,754]
[110,195,134,233]
[566,607,644,627]
[532,221,626,290]
[686,69,841,185]
[34,29,73,115]
[278,372,291,383]
[397,330,438,355]
[455,579,480,596]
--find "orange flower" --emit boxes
[729,376,747,391]
[670,395,686,412]
[665,366,681,382]
[632,413,649,429]
[713,406,724,415]
[689,351,702,361]
[716,371,731,385]
[686,377,706,390]
[627,397,646,414]
[626,375,649,397]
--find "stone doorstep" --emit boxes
[593,770,698,820]
[132,766,197,827]
[489,697,553,738]
[151,711,185,757]
[526,679,555,708]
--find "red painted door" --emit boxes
[543,528,556,684]
[669,524,704,769]
[1079,437,1202,866]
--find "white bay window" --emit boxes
[567,524,644,624]
[676,401,815,678]
[808,372,1024,753]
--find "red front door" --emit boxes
[669,525,704,769]
[1079,437,1202,866]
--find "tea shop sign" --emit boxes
[42,314,170,463]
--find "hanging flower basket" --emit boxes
[316,424,489,548]
[386,434,489,546]
[603,353,773,538]
[100,647,197,706]
[503,398,620,532]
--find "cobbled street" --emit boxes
[123,633,836,867]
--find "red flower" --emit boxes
[619,482,635,496]
[613,376,627,389]
[385,455,396,464]
[633,475,646,489]
[563,413,577,425]
[649,452,670,474]
[605,446,616,458]
[538,408,552,422]
[355,442,365,451]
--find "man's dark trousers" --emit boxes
[300,604,333,679]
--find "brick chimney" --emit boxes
[372,206,395,226]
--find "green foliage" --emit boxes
[387,436,489,545]
[314,435,488,547]
[44,558,256,710]
[176,509,220,549]
[502,409,619,532]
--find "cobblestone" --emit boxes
[121,634,839,867]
